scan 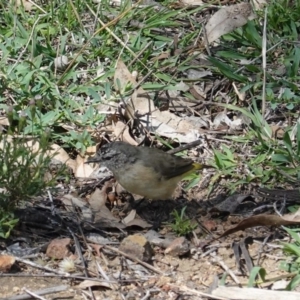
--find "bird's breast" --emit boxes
[113,161,180,200]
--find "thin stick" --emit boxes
[103,245,164,275]
[261,8,268,117]
[15,257,68,276]
[1,285,68,300]
[22,288,46,300]
[167,284,227,300]
[68,227,96,300]
[210,253,241,286]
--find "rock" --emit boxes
[46,238,72,259]
[119,234,154,262]
[164,237,190,256]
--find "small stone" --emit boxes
[119,234,154,262]
[0,255,15,272]
[164,237,190,256]
[46,238,72,259]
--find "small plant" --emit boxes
[0,133,65,238]
[280,226,300,290]
[0,213,19,239]
[169,206,197,236]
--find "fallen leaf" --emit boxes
[89,187,108,212]
[206,3,256,44]
[114,60,201,143]
[219,213,300,238]
[48,144,76,172]
[125,218,152,229]
[0,117,9,126]
[13,0,34,11]
[75,154,94,178]
[122,209,136,225]
[113,121,138,145]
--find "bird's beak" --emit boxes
[85,154,101,164]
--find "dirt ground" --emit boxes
[0,225,289,300]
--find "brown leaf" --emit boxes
[114,60,201,143]
[113,121,138,145]
[219,213,300,238]
[89,187,108,212]
[206,3,256,44]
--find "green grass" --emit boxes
[169,206,197,236]
[280,226,300,290]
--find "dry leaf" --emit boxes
[125,218,152,229]
[48,144,76,172]
[89,187,107,212]
[122,209,136,225]
[206,3,256,44]
[75,154,94,178]
[219,213,300,238]
[114,60,201,143]
[13,0,34,11]
[0,117,9,126]
[180,0,204,6]
[113,121,138,145]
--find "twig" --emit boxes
[261,8,268,117]
[22,288,46,300]
[68,227,96,300]
[103,245,164,275]
[47,190,55,216]
[210,253,241,286]
[95,260,118,290]
[0,272,147,283]
[1,285,68,300]
[15,256,69,275]
[167,284,227,300]
[256,234,271,266]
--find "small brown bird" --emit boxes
[87,141,205,200]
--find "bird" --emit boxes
[86,141,205,200]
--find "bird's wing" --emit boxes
[140,147,195,180]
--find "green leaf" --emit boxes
[282,242,300,257]
[272,154,290,163]
[286,274,300,290]
[207,57,248,82]
[282,226,300,244]
[248,267,266,287]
